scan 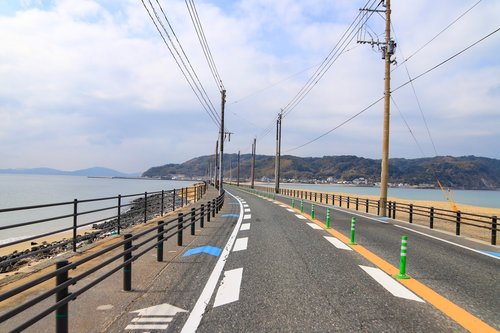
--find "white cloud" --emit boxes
[0,0,498,173]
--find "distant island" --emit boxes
[0,167,140,178]
[142,155,500,190]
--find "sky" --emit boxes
[0,0,499,173]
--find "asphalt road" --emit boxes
[2,186,498,332]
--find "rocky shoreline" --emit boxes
[0,193,177,274]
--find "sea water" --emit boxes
[0,174,196,242]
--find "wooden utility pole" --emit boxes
[250,138,256,189]
[218,90,226,195]
[275,112,282,194]
[379,0,391,217]
[237,150,240,186]
[214,140,218,188]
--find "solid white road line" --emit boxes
[213,268,244,307]
[307,223,323,230]
[243,214,251,220]
[359,265,424,302]
[324,236,352,251]
[295,214,307,220]
[394,225,500,260]
[240,223,251,231]
[233,237,248,252]
[180,191,244,333]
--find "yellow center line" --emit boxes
[287,204,498,333]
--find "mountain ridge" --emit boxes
[142,155,500,190]
[0,167,140,177]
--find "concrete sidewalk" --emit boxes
[0,186,231,332]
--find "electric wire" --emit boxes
[391,22,438,156]
[281,0,381,119]
[153,0,221,124]
[140,0,221,128]
[251,1,380,144]
[185,0,225,91]
[284,26,499,153]
[392,0,483,73]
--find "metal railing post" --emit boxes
[123,234,132,291]
[212,199,216,217]
[201,204,205,228]
[172,189,176,211]
[178,213,184,246]
[326,194,329,204]
[430,207,434,229]
[377,200,380,215]
[409,204,413,224]
[339,195,342,207]
[366,199,369,213]
[207,201,211,222]
[181,188,184,207]
[161,190,165,216]
[55,260,69,333]
[492,216,497,245]
[191,208,196,236]
[356,198,359,211]
[456,211,461,235]
[157,222,164,262]
[72,199,78,252]
[144,192,148,223]
[117,195,121,235]
[393,202,397,219]
[347,196,350,209]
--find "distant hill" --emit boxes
[0,167,140,177]
[142,155,500,190]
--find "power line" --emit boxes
[392,27,499,93]
[185,0,225,91]
[284,26,499,153]
[281,0,381,119]
[392,0,483,73]
[140,0,221,128]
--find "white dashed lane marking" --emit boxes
[233,237,248,252]
[240,223,251,231]
[324,236,352,251]
[286,208,295,212]
[307,223,323,230]
[295,214,307,220]
[243,214,251,220]
[359,266,424,302]
[244,208,251,213]
[213,268,244,307]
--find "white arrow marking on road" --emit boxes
[213,268,244,307]
[359,266,424,302]
[125,303,187,331]
[130,303,187,316]
[324,236,352,251]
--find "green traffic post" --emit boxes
[300,200,304,213]
[292,199,295,208]
[326,208,331,228]
[349,217,357,245]
[395,235,410,279]
[311,204,315,220]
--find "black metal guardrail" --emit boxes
[0,183,208,273]
[0,189,225,333]
[239,184,497,246]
